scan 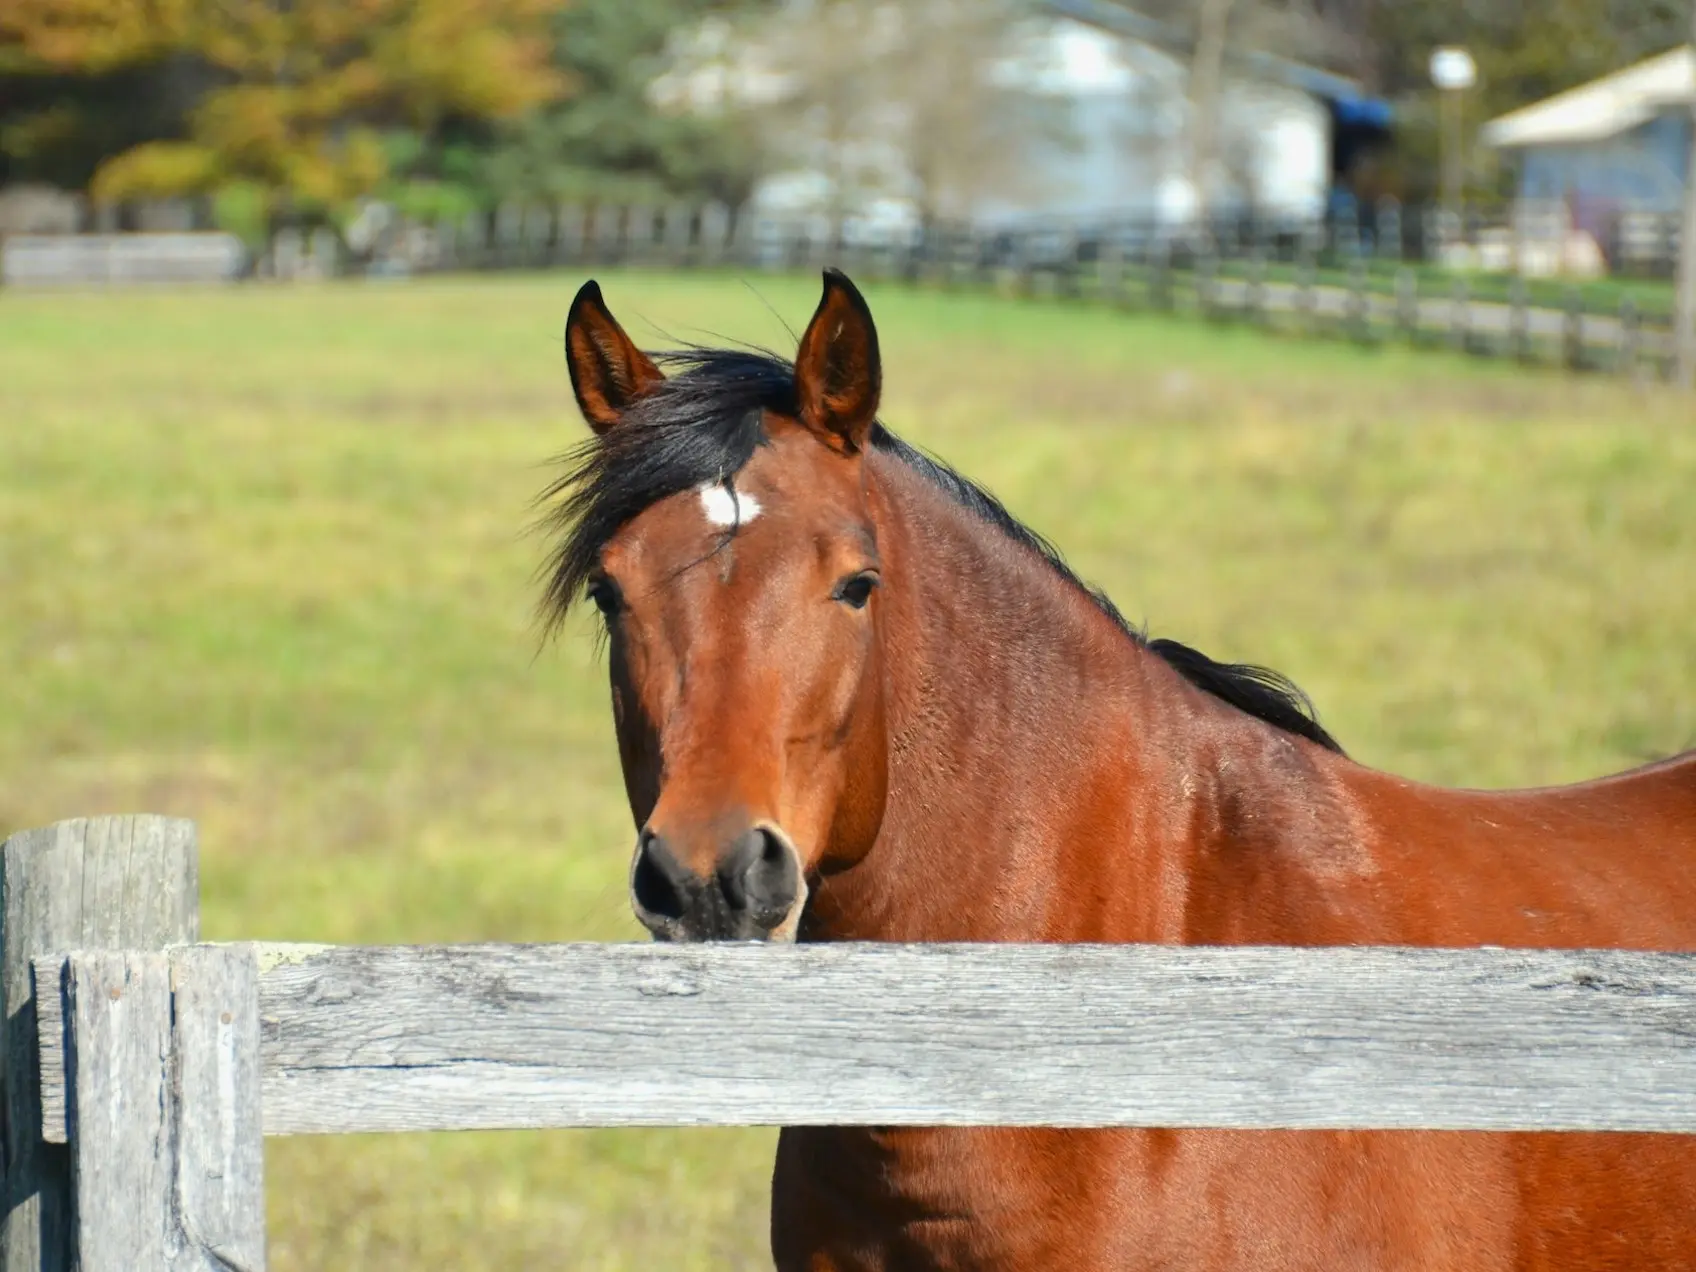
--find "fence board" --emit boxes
[170,946,267,1271]
[41,941,1696,1138]
[66,952,181,1271]
[2,817,199,1272]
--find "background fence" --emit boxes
[2,199,1685,384]
[5,815,1696,1271]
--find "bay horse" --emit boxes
[545,270,1696,1270]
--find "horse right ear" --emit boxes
[564,280,665,434]
[794,268,881,453]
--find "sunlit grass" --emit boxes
[2,271,1692,1268]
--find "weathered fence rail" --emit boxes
[5,815,1696,1270]
[0,232,246,287]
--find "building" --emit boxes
[1482,46,1695,239]
[654,0,1392,238]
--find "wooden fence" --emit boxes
[3,204,1682,380]
[318,201,1677,379]
[0,233,247,288]
[5,815,1696,1270]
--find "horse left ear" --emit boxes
[794,268,881,452]
[564,280,666,435]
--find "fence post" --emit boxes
[1196,246,1219,321]
[1395,268,1418,342]
[2,817,201,1272]
[1149,237,1172,311]
[699,203,729,268]
[1295,244,1316,334]
[54,944,264,1271]
[1449,277,1471,354]
[1563,288,1585,370]
[1056,229,1081,301]
[1347,257,1370,343]
[1245,247,1267,326]
[1618,297,1641,380]
[1377,198,1403,262]
[1509,275,1532,363]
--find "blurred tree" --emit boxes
[0,0,563,219]
[475,0,772,208]
[1114,0,1357,210]
[1357,0,1690,202]
[875,0,1077,231]
[746,0,1074,235]
[1363,0,1686,110]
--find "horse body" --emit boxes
[549,272,1696,1270]
[775,445,1696,1271]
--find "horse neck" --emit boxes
[803,451,1240,944]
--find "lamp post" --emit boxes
[1430,47,1476,247]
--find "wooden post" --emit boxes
[1149,237,1172,311]
[1377,198,1402,262]
[1347,257,1370,343]
[1509,274,1531,363]
[972,228,995,293]
[1101,235,1126,308]
[1563,287,1585,371]
[698,203,728,268]
[1012,231,1033,298]
[1197,247,1219,321]
[1395,267,1418,342]
[553,206,585,267]
[1056,230,1081,301]
[729,206,758,270]
[1295,244,1316,334]
[1449,276,1471,354]
[1619,297,1641,380]
[494,203,522,270]
[460,212,486,271]
[52,945,265,1271]
[2,817,199,1272]
[1245,247,1267,326]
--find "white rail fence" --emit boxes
[0,233,246,288]
[4,816,1695,1270]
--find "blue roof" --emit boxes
[1042,0,1395,128]
[1330,94,1395,129]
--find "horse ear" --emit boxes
[794,268,881,452]
[564,280,665,434]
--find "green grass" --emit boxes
[3,271,1694,1269]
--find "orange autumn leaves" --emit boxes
[1,0,566,207]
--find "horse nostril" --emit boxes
[720,827,800,928]
[632,831,692,922]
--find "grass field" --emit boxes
[3,271,1694,1269]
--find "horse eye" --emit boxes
[586,577,622,618]
[833,571,879,610]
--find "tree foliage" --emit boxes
[1356,0,1691,201]
[475,0,772,208]
[0,0,563,213]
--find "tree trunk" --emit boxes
[1187,0,1236,223]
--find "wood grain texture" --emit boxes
[170,946,266,1272]
[2,817,198,1272]
[29,961,64,1147]
[67,951,179,1272]
[235,942,1696,1135]
[65,950,264,1272]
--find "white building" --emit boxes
[654,0,1390,237]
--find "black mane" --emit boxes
[540,346,1342,754]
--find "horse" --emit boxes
[542,269,1696,1270]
